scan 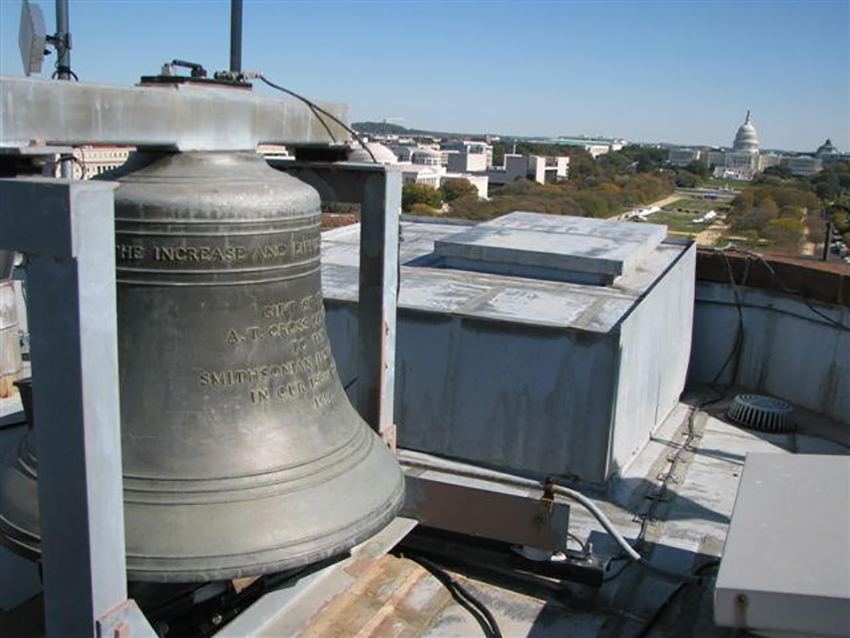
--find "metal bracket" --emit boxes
[96,600,157,638]
[269,160,401,449]
[401,469,570,552]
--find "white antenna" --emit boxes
[19,0,47,76]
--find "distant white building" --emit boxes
[442,140,494,167]
[347,141,399,165]
[816,138,840,158]
[53,145,134,179]
[398,163,444,189]
[257,144,293,160]
[486,153,569,186]
[668,111,824,180]
[447,149,488,173]
[780,155,823,177]
[410,147,442,167]
[668,148,701,167]
[532,136,626,158]
[732,111,760,154]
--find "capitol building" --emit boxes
[668,111,831,179]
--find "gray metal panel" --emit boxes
[402,471,569,551]
[610,243,696,476]
[715,453,850,636]
[357,170,401,447]
[0,179,128,635]
[0,76,349,150]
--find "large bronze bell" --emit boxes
[0,151,405,582]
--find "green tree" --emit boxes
[409,202,440,217]
[402,183,443,212]
[762,165,794,180]
[756,198,780,218]
[440,178,478,202]
[814,172,841,201]
[675,171,699,188]
[828,206,850,234]
[684,160,710,180]
[763,218,804,249]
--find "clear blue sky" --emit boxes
[1,0,848,152]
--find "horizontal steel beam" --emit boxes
[0,76,350,150]
[269,160,403,203]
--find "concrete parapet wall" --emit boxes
[689,282,850,425]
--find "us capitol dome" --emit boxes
[732,110,760,154]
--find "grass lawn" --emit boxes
[706,177,752,190]
[644,211,714,235]
[663,198,728,214]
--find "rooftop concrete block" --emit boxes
[321,216,694,483]
[433,212,667,284]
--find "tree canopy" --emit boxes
[402,183,443,212]
[440,178,478,202]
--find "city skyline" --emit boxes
[0,0,847,152]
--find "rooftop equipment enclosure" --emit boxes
[320,212,696,483]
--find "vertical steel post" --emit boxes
[55,0,74,178]
[0,179,127,636]
[357,169,401,449]
[54,0,71,79]
[230,0,243,74]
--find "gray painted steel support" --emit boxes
[0,76,349,150]
[268,160,401,447]
[358,171,401,448]
[230,0,243,74]
[0,179,151,636]
[54,0,71,80]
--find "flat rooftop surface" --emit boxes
[216,391,850,638]
[434,212,667,278]
[321,218,687,333]
[3,380,849,637]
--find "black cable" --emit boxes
[714,245,849,332]
[727,246,850,332]
[632,559,720,638]
[402,552,503,638]
[258,75,379,164]
[710,249,745,386]
[257,76,337,142]
[567,531,590,556]
[51,62,79,81]
[604,395,723,585]
[603,557,631,583]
